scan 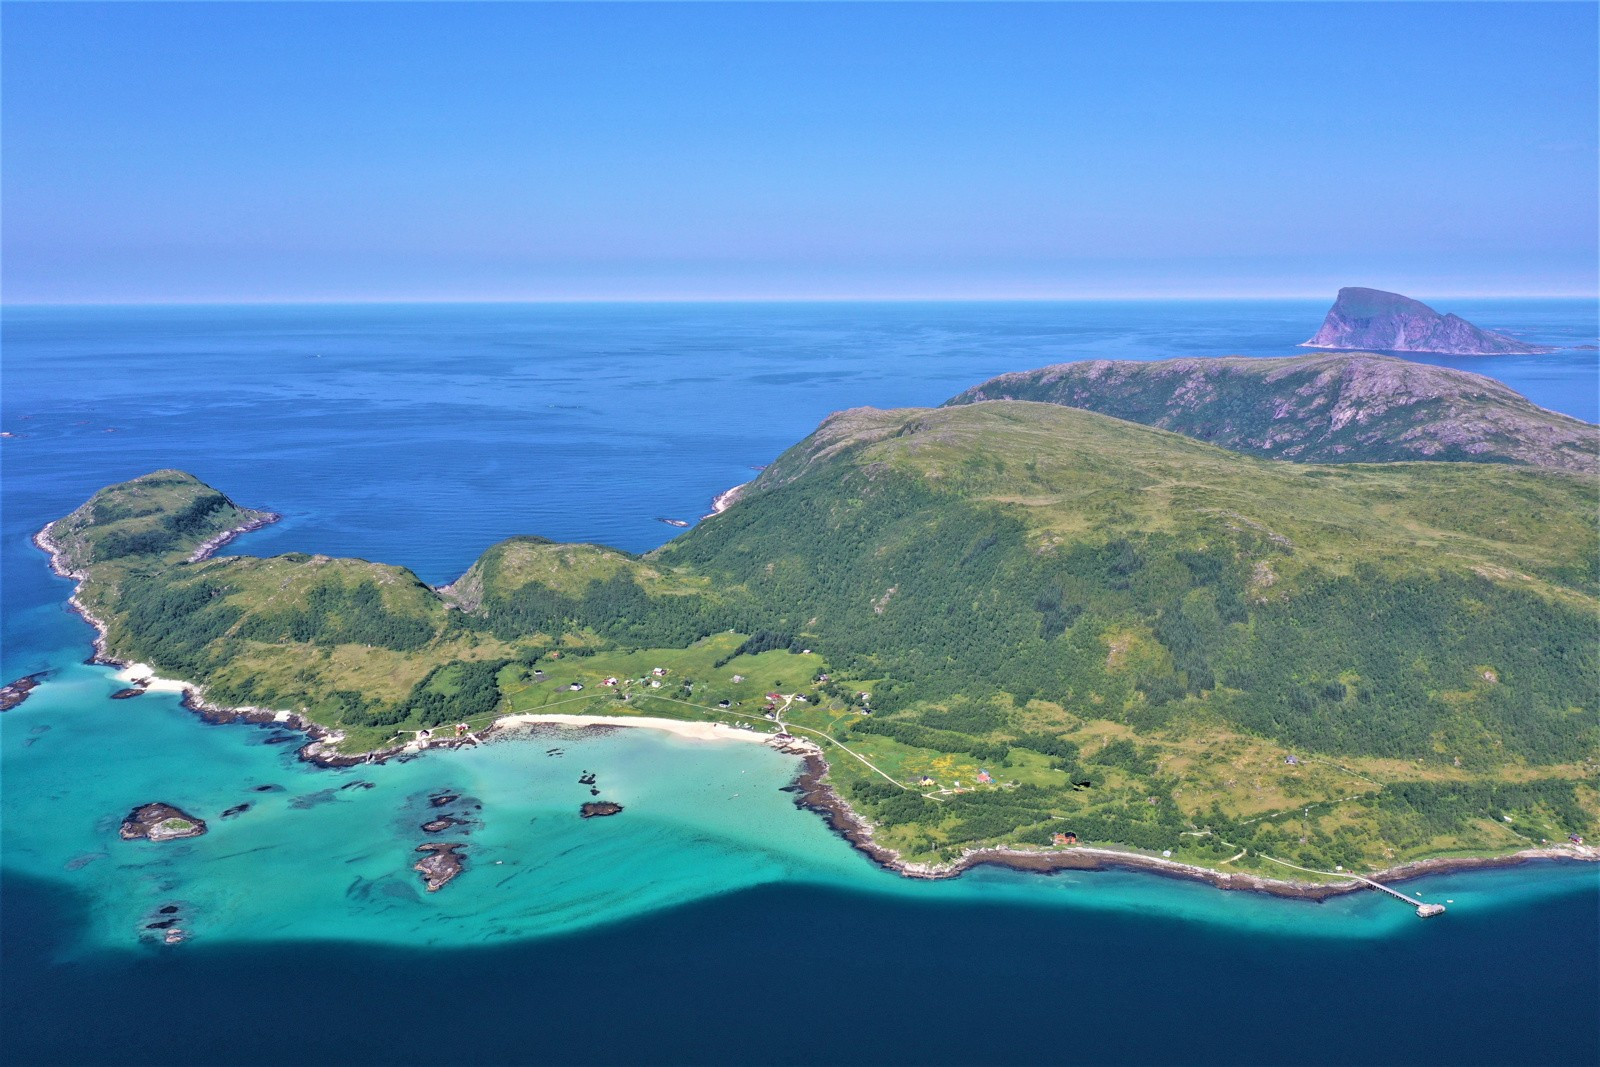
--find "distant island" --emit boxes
[36,357,1598,898]
[1302,287,1556,355]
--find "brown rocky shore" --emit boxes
[789,750,1598,902]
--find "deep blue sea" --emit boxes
[3,300,1597,1066]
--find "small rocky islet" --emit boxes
[119,803,207,842]
[0,672,45,711]
[413,842,466,891]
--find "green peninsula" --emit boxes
[45,365,1599,882]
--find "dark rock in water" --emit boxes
[589,787,601,796]
[429,791,460,808]
[221,804,250,818]
[413,842,466,891]
[0,673,45,711]
[159,905,179,915]
[339,779,376,791]
[119,802,207,842]
[580,801,624,818]
[110,687,146,700]
[420,816,460,834]
[578,772,597,785]
[289,788,338,810]
[253,784,284,793]
[1303,287,1555,355]
[65,852,107,871]
[146,919,177,930]
[261,732,299,745]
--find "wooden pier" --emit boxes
[1261,855,1446,917]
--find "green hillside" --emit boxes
[50,404,1599,877]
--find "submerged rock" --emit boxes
[119,803,207,842]
[580,801,624,818]
[110,687,146,700]
[413,842,466,891]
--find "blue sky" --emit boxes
[3,2,1595,303]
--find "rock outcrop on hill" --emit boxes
[945,352,1596,473]
[1302,287,1554,355]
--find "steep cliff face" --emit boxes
[945,352,1597,473]
[1302,287,1554,355]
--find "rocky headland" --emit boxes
[1301,287,1555,355]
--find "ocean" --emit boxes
[3,300,1597,1066]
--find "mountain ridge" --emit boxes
[945,351,1596,473]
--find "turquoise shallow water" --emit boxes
[6,655,1597,957]
[3,302,1597,1064]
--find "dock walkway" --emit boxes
[1261,854,1446,917]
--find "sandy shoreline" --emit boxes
[703,482,748,518]
[490,712,784,746]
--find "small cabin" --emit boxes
[569,683,584,691]
[1052,832,1078,847]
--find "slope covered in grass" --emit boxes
[946,353,1597,473]
[50,400,1599,873]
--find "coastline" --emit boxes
[788,749,1599,902]
[30,513,376,768]
[703,482,748,518]
[31,515,1599,903]
[487,712,789,746]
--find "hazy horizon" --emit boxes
[4,2,1595,305]
[5,291,1595,310]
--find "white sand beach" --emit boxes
[114,663,192,693]
[495,712,778,745]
